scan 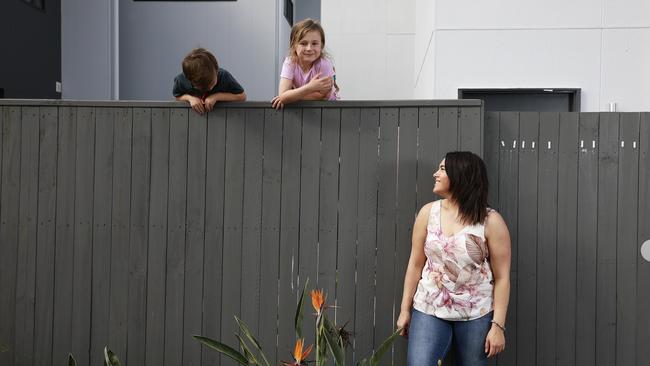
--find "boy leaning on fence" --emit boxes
[173,48,246,114]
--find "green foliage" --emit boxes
[195,278,402,365]
[103,347,122,366]
[294,278,309,338]
[67,353,76,366]
[192,335,250,365]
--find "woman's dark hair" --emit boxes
[444,151,489,225]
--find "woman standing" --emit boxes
[397,151,511,365]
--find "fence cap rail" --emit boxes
[0,99,483,108]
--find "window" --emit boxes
[458,88,581,112]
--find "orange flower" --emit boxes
[282,338,313,365]
[310,289,325,314]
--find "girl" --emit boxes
[397,151,511,366]
[271,19,339,109]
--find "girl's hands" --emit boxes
[307,73,334,93]
[396,310,411,338]
[271,95,285,110]
[484,324,505,357]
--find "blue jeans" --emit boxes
[407,309,493,366]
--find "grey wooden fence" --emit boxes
[484,112,650,366]
[0,100,483,366]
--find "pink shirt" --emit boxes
[412,200,495,320]
[280,57,339,101]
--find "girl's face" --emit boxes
[295,30,323,66]
[433,159,451,196]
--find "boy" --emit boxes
[173,48,246,114]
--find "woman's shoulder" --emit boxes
[418,200,439,217]
[484,209,507,234]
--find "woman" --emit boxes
[397,151,511,365]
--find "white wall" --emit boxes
[119,0,278,101]
[61,0,116,99]
[324,0,650,111]
[423,0,650,111]
[321,0,415,100]
[62,0,282,101]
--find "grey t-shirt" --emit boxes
[172,68,244,98]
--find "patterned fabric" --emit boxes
[413,200,494,320]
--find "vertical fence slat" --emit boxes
[109,108,132,361]
[0,106,20,366]
[394,107,418,364]
[616,113,640,366]
[298,107,320,345]
[459,106,482,154]
[91,108,114,366]
[516,112,539,366]
[221,109,246,365]
[52,106,77,365]
[72,107,95,366]
[575,113,599,366]
[278,108,302,361]
[354,108,379,362]
[536,112,559,365]
[183,111,207,366]
[128,108,151,366]
[258,108,283,364]
[33,106,57,366]
[637,112,650,366]
[338,108,360,365]
[375,107,397,366]
[596,113,619,365]
[202,108,226,366]
[416,107,438,209]
[484,112,500,208]
[241,109,264,337]
[556,112,579,366]
[14,106,37,366]
[318,108,340,304]
[146,108,170,366]
[496,112,518,366]
[438,107,459,158]
[164,108,188,366]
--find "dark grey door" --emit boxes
[0,0,61,98]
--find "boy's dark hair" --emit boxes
[444,151,489,225]
[182,48,219,91]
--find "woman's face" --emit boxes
[433,159,450,196]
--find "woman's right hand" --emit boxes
[396,310,411,337]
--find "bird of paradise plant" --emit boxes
[193,278,403,366]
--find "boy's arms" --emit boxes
[176,94,206,114]
[204,91,247,111]
[177,91,246,114]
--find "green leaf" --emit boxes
[368,328,403,365]
[322,317,345,366]
[193,335,250,365]
[294,278,309,338]
[235,333,259,364]
[68,353,76,366]
[103,347,122,366]
[235,316,270,366]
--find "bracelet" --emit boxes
[490,320,506,332]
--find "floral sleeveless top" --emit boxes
[412,200,494,320]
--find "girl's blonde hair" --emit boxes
[288,18,329,62]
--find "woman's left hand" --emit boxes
[484,325,505,358]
